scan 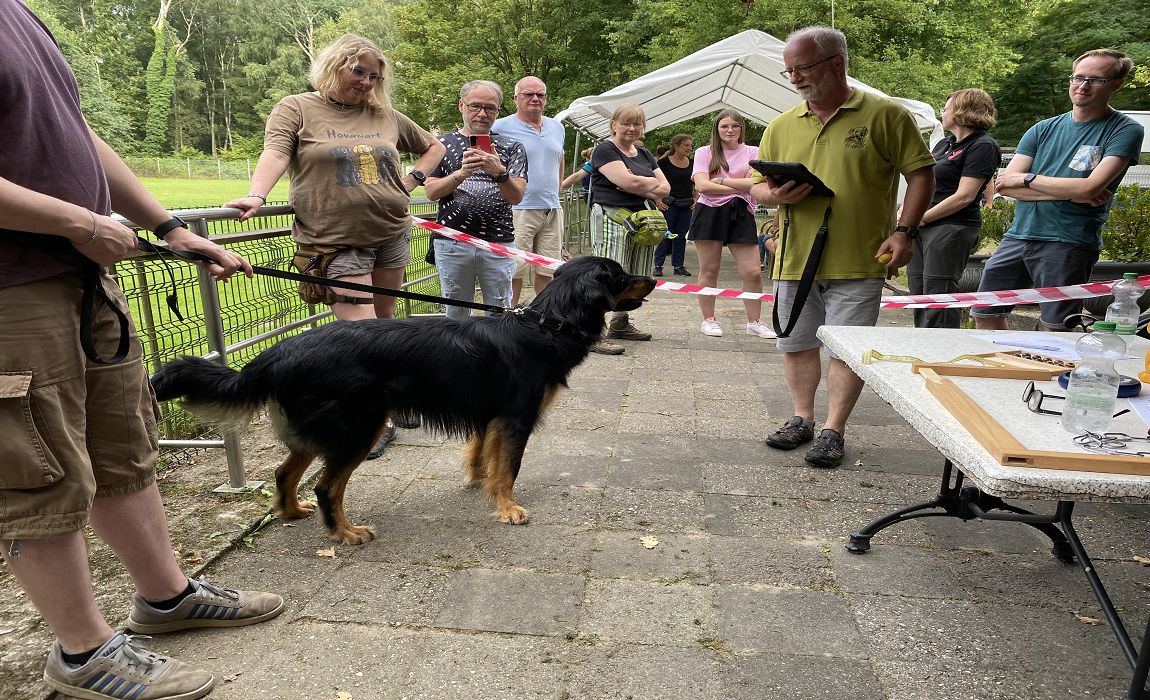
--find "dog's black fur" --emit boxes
[151,255,656,544]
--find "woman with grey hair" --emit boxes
[225,34,445,455]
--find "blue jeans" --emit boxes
[654,204,691,269]
[433,238,516,320]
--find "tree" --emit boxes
[992,0,1149,144]
[142,0,188,155]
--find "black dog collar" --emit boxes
[511,306,566,332]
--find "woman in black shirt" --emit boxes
[654,133,695,276]
[589,103,670,352]
[906,88,1001,328]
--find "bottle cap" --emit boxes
[1124,272,1138,279]
[1093,320,1118,330]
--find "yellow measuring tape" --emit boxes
[861,349,1004,366]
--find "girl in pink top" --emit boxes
[688,110,775,338]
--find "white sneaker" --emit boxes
[700,318,723,337]
[746,320,777,338]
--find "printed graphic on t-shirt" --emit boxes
[845,127,868,149]
[947,148,965,161]
[1068,145,1102,172]
[329,144,399,187]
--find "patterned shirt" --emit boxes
[430,131,527,242]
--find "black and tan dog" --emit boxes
[151,256,656,544]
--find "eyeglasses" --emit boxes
[1068,75,1115,88]
[779,54,839,78]
[1022,380,1130,419]
[517,92,547,99]
[348,66,382,83]
[1022,381,1065,415]
[465,103,500,115]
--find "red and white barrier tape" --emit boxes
[411,217,1144,309]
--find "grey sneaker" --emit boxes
[127,578,285,635]
[590,339,626,355]
[44,633,214,700]
[765,416,815,450]
[805,428,845,469]
[607,317,652,341]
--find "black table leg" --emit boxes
[845,458,1073,559]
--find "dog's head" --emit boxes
[548,255,657,313]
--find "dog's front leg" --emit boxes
[275,451,317,519]
[481,423,529,525]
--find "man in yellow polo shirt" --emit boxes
[750,26,935,468]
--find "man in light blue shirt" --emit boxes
[493,76,566,305]
[973,49,1143,330]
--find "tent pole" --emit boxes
[572,130,581,174]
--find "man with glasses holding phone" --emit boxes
[425,80,527,318]
[494,77,566,306]
[972,49,1143,332]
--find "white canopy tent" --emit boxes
[555,30,943,152]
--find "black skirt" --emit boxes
[687,199,757,245]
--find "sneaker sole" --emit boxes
[765,433,813,450]
[44,672,215,700]
[607,334,652,341]
[126,599,286,634]
[804,454,842,469]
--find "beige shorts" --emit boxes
[325,233,413,278]
[511,208,564,279]
[0,273,159,538]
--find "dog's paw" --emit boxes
[332,524,376,545]
[495,505,529,525]
[278,500,317,519]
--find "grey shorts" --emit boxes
[0,273,159,538]
[969,237,1099,329]
[325,234,412,278]
[773,278,885,353]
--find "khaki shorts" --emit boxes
[511,208,564,279]
[0,273,159,538]
[325,233,413,278]
[773,278,884,354]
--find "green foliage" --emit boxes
[991,0,1150,145]
[1100,185,1150,263]
[143,16,181,155]
[979,197,1014,249]
[977,186,1150,263]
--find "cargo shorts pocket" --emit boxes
[0,372,65,488]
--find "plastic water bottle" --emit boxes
[1062,321,1126,434]
[1103,272,1142,335]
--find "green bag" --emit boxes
[608,206,670,246]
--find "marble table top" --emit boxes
[818,326,1150,503]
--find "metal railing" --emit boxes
[127,195,592,492]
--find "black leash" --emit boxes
[771,204,833,339]
[136,238,506,314]
[128,238,568,337]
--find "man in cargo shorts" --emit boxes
[1,1,284,698]
[749,25,935,468]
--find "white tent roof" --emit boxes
[555,30,942,143]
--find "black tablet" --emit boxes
[749,160,834,198]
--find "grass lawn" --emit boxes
[138,178,291,209]
[138,178,428,210]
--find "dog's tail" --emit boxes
[151,357,269,428]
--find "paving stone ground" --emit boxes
[7,250,1150,699]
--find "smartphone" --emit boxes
[470,134,494,153]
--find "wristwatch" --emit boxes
[152,215,187,240]
[493,170,510,184]
[894,224,920,240]
[1023,173,1037,188]
[409,169,427,184]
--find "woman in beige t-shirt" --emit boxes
[226,34,444,323]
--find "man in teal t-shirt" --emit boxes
[973,49,1144,331]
